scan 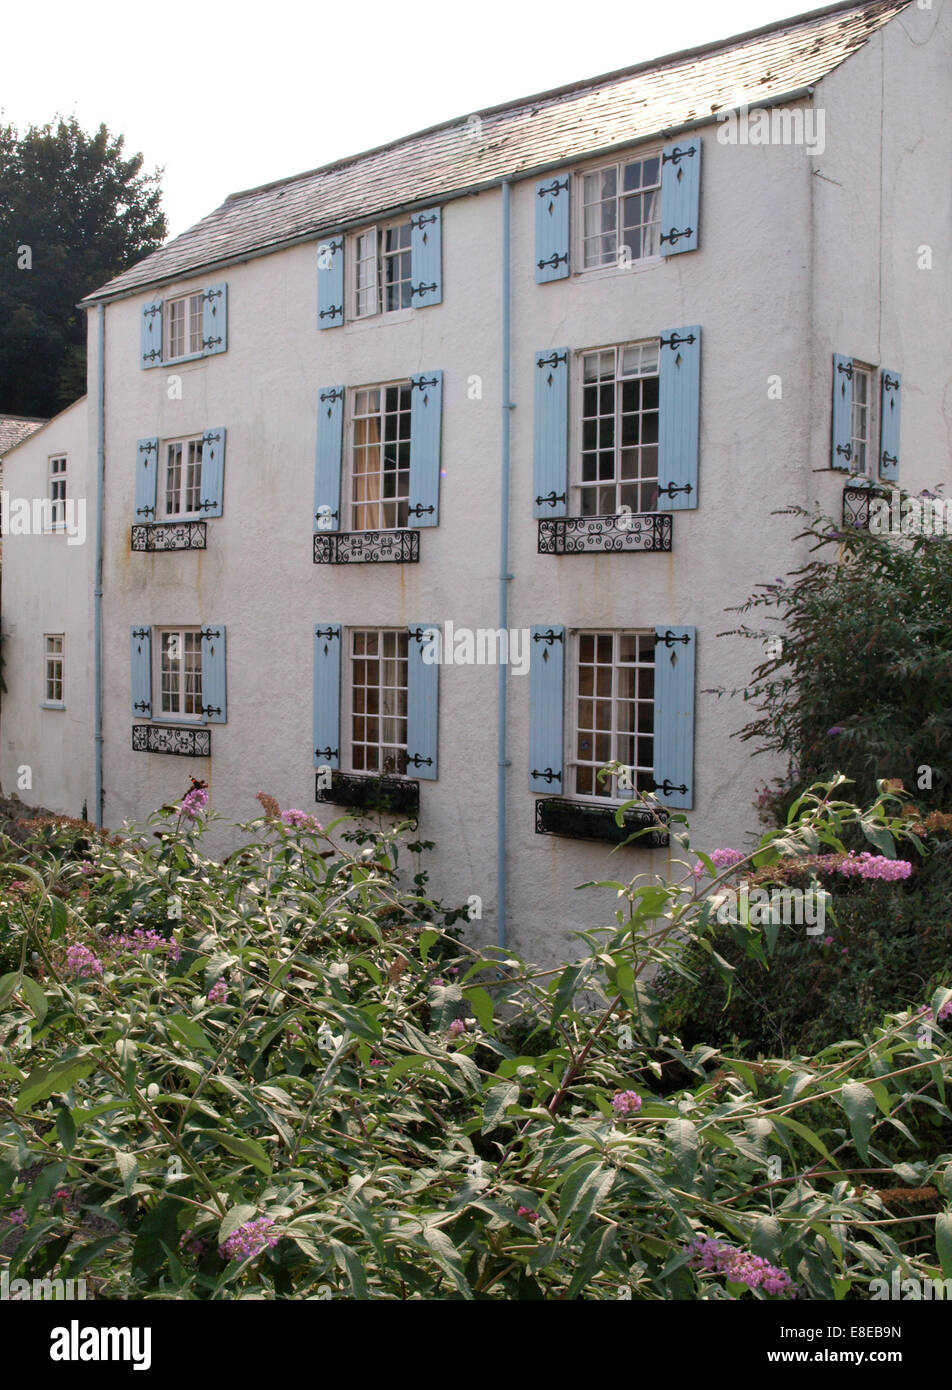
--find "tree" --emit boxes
[0,116,167,417]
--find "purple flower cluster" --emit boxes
[920,997,952,1024]
[516,1206,540,1223]
[448,1018,466,1037]
[180,787,209,820]
[281,809,324,833]
[218,1217,279,1262]
[7,1207,26,1226]
[65,943,103,978]
[113,927,182,962]
[611,1089,643,1116]
[694,847,746,878]
[686,1235,797,1298]
[207,978,228,1005]
[179,1228,209,1258]
[814,851,912,881]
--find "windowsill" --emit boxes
[572,255,663,283]
[316,769,420,817]
[40,701,66,710]
[347,307,415,331]
[151,714,207,727]
[160,350,207,367]
[534,796,668,846]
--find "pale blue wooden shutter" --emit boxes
[660,141,701,256]
[314,387,344,532]
[533,350,569,518]
[135,437,158,522]
[131,625,152,718]
[535,174,570,282]
[141,301,163,368]
[410,208,442,307]
[200,625,227,723]
[879,370,901,482]
[657,328,700,511]
[202,284,227,355]
[200,428,225,517]
[653,626,695,809]
[408,372,443,528]
[831,354,853,470]
[317,237,344,328]
[528,625,564,792]
[313,625,341,768]
[407,624,440,780]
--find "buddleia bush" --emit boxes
[0,783,950,1301]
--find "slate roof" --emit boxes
[0,416,46,457]
[83,0,911,304]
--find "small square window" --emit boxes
[160,436,204,519]
[351,221,413,318]
[158,628,203,718]
[44,633,65,704]
[580,154,661,270]
[164,293,204,361]
[571,630,654,801]
[576,341,660,514]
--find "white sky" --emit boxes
[6,0,820,239]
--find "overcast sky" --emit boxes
[6,0,823,239]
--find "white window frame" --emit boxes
[568,629,655,803]
[156,627,204,721]
[48,455,67,530]
[572,340,661,516]
[159,435,205,520]
[575,149,663,275]
[849,361,877,476]
[349,218,414,319]
[345,381,413,530]
[164,292,204,362]
[344,628,409,776]
[43,633,65,707]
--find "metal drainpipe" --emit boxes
[497,178,514,951]
[94,304,105,827]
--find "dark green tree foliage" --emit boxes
[716,504,952,814]
[0,117,167,416]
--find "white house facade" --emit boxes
[2,0,950,966]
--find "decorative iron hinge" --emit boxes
[653,778,688,797]
[132,628,150,639]
[537,177,569,198]
[837,360,854,381]
[659,227,694,247]
[411,375,440,391]
[410,281,437,297]
[320,387,344,404]
[882,373,900,392]
[202,431,221,445]
[535,490,566,509]
[201,704,222,718]
[200,628,222,640]
[314,507,339,525]
[202,288,224,304]
[320,238,343,256]
[659,332,697,350]
[836,442,853,462]
[655,630,691,648]
[408,626,437,644]
[662,144,697,166]
[537,252,568,271]
[135,505,156,519]
[202,335,222,351]
[144,303,162,317]
[531,767,562,784]
[314,746,339,761]
[314,626,340,641]
[410,212,437,229]
[142,348,162,363]
[537,351,568,369]
[133,700,151,714]
[532,629,564,646]
[407,502,435,517]
[318,304,343,322]
[139,440,157,456]
[199,499,218,512]
[656,481,693,499]
[881,451,898,469]
[405,753,433,769]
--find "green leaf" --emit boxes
[551,964,586,1025]
[330,1238,368,1298]
[665,1118,698,1188]
[205,1129,272,1176]
[936,1211,952,1281]
[166,1013,216,1055]
[419,929,439,962]
[482,1081,520,1134]
[218,1204,258,1245]
[19,976,47,1027]
[463,986,494,1033]
[841,1082,877,1164]
[566,1225,617,1299]
[49,896,69,941]
[17,1055,95,1111]
[751,1215,781,1264]
[553,1159,604,1239]
[55,1107,76,1154]
[0,972,21,1007]
[422,1226,472,1298]
[115,1150,139,1195]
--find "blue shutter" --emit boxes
[202,284,227,355]
[410,207,442,307]
[407,624,440,780]
[317,237,344,328]
[200,428,225,517]
[134,437,158,522]
[314,387,344,532]
[657,328,700,511]
[660,140,701,256]
[408,372,443,528]
[879,370,901,482]
[528,625,565,793]
[141,301,163,368]
[831,354,854,470]
[313,625,341,768]
[131,625,152,718]
[653,626,695,809]
[533,350,569,518]
[535,174,570,282]
[200,625,227,723]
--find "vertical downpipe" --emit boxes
[94,304,105,827]
[497,180,513,951]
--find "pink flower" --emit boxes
[65,944,103,978]
[218,1216,279,1262]
[694,848,745,878]
[112,928,181,962]
[208,978,228,1005]
[281,809,324,833]
[369,1057,387,1067]
[686,1235,797,1298]
[180,787,209,819]
[823,935,834,945]
[516,1206,540,1223]
[448,1019,466,1037]
[611,1089,643,1116]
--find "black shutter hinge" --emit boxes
[405,753,433,769]
[202,335,222,351]
[535,490,566,509]
[532,629,564,646]
[410,212,437,230]
[410,281,437,298]
[659,332,697,350]
[408,626,438,644]
[537,252,568,271]
[202,288,223,304]
[881,451,898,469]
[656,481,693,499]
[133,700,151,714]
[837,360,854,381]
[407,503,435,518]
[135,505,156,519]
[315,508,339,525]
[200,628,221,640]
[655,630,691,648]
[836,443,853,462]
[537,177,569,198]
[411,375,440,391]
[662,144,697,166]
[142,348,162,363]
[537,352,567,369]
[318,304,343,322]
[139,440,157,456]
[659,227,694,247]
[201,704,222,718]
[320,387,344,404]
[132,628,151,640]
[314,746,339,761]
[315,626,340,641]
[531,767,562,784]
[653,778,688,797]
[882,374,900,392]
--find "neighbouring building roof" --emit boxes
[83,0,911,304]
[0,416,47,458]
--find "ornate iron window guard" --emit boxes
[131,521,208,552]
[314,530,420,564]
[132,724,211,757]
[316,770,420,817]
[842,483,891,532]
[535,798,669,847]
[538,513,672,555]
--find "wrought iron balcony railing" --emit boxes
[538,513,672,555]
[316,769,420,817]
[314,530,420,564]
[131,521,208,551]
[842,483,889,532]
[132,724,211,756]
[535,797,669,846]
